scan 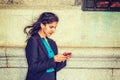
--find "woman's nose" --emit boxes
[52,28,56,32]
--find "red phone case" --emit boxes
[63,52,72,56]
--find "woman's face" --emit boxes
[41,21,58,37]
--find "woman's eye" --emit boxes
[50,26,53,28]
[49,26,56,29]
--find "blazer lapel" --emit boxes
[36,34,48,57]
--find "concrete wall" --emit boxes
[0,0,120,80]
[0,7,120,47]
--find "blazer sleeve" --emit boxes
[55,61,66,72]
[25,37,56,74]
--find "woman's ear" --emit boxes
[40,23,45,29]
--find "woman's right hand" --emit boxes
[54,54,67,62]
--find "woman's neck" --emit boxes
[38,30,46,38]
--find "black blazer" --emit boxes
[25,33,66,80]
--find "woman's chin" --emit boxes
[47,34,52,37]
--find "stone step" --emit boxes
[0,68,120,80]
[0,47,120,68]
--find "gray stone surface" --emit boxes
[0,57,7,67]
[0,68,117,80]
[0,47,120,80]
[0,68,27,80]
[57,69,112,80]
[0,47,120,68]
[7,57,27,67]
[67,57,120,68]
[113,69,120,80]
[0,47,5,56]
[0,47,6,67]
[1,68,120,80]
[59,47,116,58]
[6,47,25,57]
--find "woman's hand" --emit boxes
[64,54,71,60]
[63,52,72,60]
[54,54,67,62]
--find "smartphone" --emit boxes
[63,52,72,56]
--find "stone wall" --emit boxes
[0,47,120,80]
[0,8,120,47]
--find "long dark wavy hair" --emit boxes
[24,12,59,40]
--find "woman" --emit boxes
[24,12,71,80]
